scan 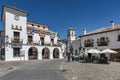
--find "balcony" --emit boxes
[97,40,109,46]
[11,38,23,43]
[11,38,23,48]
[27,41,39,45]
[84,42,93,47]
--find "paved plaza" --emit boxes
[0,60,49,77]
[62,61,120,80]
[0,59,67,80]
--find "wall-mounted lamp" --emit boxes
[5,35,9,43]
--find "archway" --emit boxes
[42,48,50,59]
[28,47,38,60]
[53,48,59,58]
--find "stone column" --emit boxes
[59,50,63,59]
[38,52,42,60]
[50,52,53,59]
[25,51,28,60]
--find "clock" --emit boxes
[14,15,19,21]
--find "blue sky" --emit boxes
[0,0,120,39]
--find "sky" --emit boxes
[1,0,120,39]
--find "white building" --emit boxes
[68,20,120,60]
[67,28,75,54]
[0,5,64,61]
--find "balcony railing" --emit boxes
[84,42,93,47]
[27,41,39,45]
[11,38,23,43]
[11,43,22,48]
[97,40,109,46]
[26,41,60,47]
[11,38,23,48]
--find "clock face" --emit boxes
[14,15,19,21]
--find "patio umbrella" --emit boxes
[87,49,101,54]
[100,49,117,54]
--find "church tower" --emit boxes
[67,28,76,54]
[67,28,76,42]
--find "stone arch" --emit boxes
[42,47,50,59]
[28,47,38,60]
[53,48,59,58]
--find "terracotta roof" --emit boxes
[80,24,120,37]
[27,21,48,28]
[27,25,55,35]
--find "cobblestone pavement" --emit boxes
[0,60,49,77]
[62,61,120,80]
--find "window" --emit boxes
[72,31,73,35]
[41,37,44,45]
[13,32,20,43]
[100,37,105,41]
[13,48,20,57]
[28,36,33,44]
[14,32,20,39]
[97,37,109,46]
[118,35,120,41]
[84,39,94,47]
[51,39,54,45]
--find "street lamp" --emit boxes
[70,45,73,55]
[5,35,9,42]
[5,35,9,46]
[79,44,82,54]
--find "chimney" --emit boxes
[83,28,86,34]
[110,20,115,28]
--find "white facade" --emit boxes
[80,30,120,50]
[71,39,80,56]
[69,22,120,60]
[0,5,63,61]
[67,28,76,42]
[66,28,76,54]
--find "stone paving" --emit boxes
[62,61,120,80]
[0,60,49,77]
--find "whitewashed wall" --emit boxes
[79,29,120,59]
[5,45,63,61]
[3,7,63,61]
[5,8,27,61]
[33,33,40,44]
[81,30,120,50]
[71,40,80,55]
[54,37,58,45]
[5,8,27,44]
[44,35,51,44]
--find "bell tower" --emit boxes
[67,28,76,42]
[67,28,76,54]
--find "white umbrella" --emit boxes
[100,49,117,54]
[87,49,101,54]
